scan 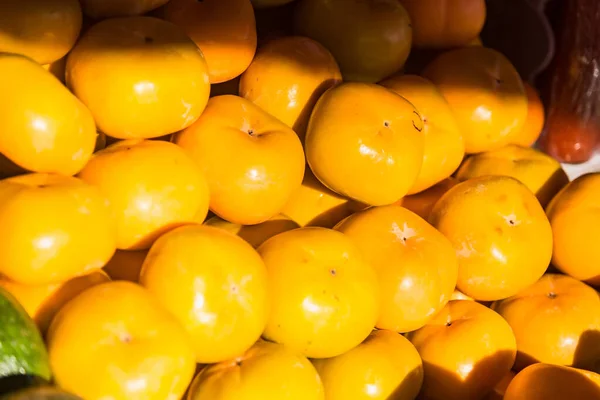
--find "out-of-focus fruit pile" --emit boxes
[0,0,599,399]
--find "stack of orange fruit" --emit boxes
[0,0,599,399]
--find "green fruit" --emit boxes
[0,386,82,400]
[0,287,50,381]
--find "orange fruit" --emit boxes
[187,339,325,400]
[450,289,475,301]
[102,249,148,282]
[380,74,465,194]
[510,82,545,147]
[455,144,570,208]
[491,274,600,372]
[503,363,600,400]
[0,270,110,335]
[397,177,458,220]
[257,227,380,358]
[0,0,82,65]
[293,0,412,83]
[406,300,517,400]
[163,0,257,84]
[78,0,170,18]
[41,56,67,84]
[483,370,515,400]
[398,0,486,48]
[139,225,269,364]
[312,329,423,400]
[335,205,458,332]
[546,172,600,286]
[0,173,116,285]
[468,36,484,46]
[77,139,210,251]
[66,16,210,139]
[429,176,553,301]
[281,168,368,228]
[423,47,528,154]
[173,95,305,225]
[239,36,342,141]
[305,82,425,206]
[47,281,196,400]
[210,77,240,98]
[0,53,96,176]
[204,214,300,248]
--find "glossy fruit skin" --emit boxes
[503,363,600,400]
[163,0,257,84]
[0,270,110,335]
[429,175,553,301]
[204,214,300,248]
[398,0,486,48]
[102,249,148,282]
[78,0,169,18]
[140,225,269,364]
[398,177,458,221]
[455,144,569,208]
[423,47,528,154]
[173,95,305,225]
[47,281,196,400]
[187,340,325,400]
[66,16,210,139]
[511,82,545,147]
[257,227,380,359]
[293,0,412,83]
[78,139,210,251]
[0,173,116,285]
[335,205,458,333]
[0,0,82,65]
[305,82,425,206]
[406,300,517,400]
[281,168,368,228]
[380,74,465,194]
[546,173,600,286]
[0,54,97,176]
[491,274,600,372]
[239,36,342,141]
[312,330,423,400]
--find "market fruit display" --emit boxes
[1,0,600,399]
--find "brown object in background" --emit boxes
[538,0,600,164]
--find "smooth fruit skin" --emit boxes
[503,363,600,400]
[406,300,517,400]
[66,16,210,139]
[78,0,170,19]
[173,95,305,225]
[546,173,600,286]
[0,173,116,285]
[187,340,325,400]
[0,270,110,336]
[335,205,458,333]
[398,0,486,48]
[491,274,600,372]
[163,0,257,84]
[429,176,553,301]
[0,0,82,65]
[139,225,270,364]
[204,214,300,248]
[312,330,423,400]
[423,47,528,154]
[102,249,148,282]
[455,144,569,208]
[42,56,67,84]
[380,74,465,194]
[293,0,412,83]
[239,36,342,141]
[397,177,458,221]
[78,139,210,251]
[257,227,380,359]
[47,281,196,400]
[0,54,97,176]
[280,168,368,228]
[305,82,425,206]
[511,82,545,147]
